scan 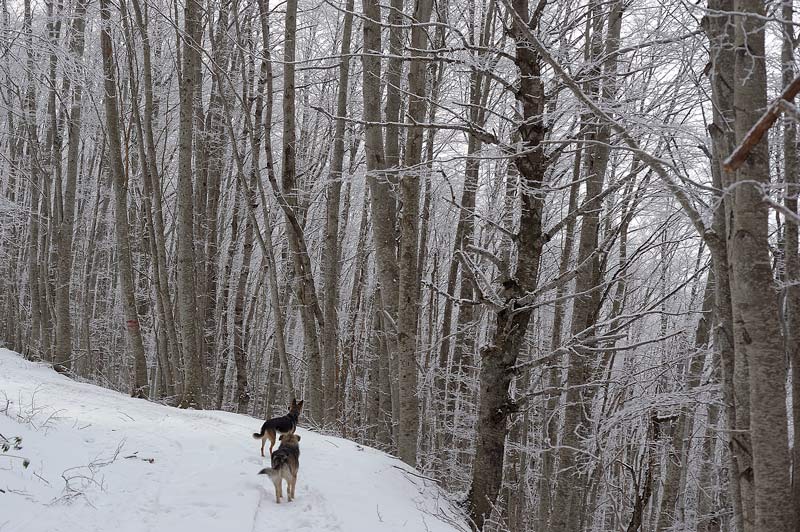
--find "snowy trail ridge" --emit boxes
[0,349,467,532]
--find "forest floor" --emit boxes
[0,349,465,532]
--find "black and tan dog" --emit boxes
[252,399,304,457]
[258,433,301,503]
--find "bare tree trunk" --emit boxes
[280,0,323,420]
[128,0,181,396]
[436,0,495,469]
[42,0,62,368]
[53,0,88,375]
[23,0,43,361]
[384,0,403,172]
[255,0,295,404]
[729,2,794,531]
[199,0,233,399]
[119,0,175,397]
[655,274,714,531]
[703,4,749,530]
[321,0,355,425]
[468,0,547,526]
[232,179,253,413]
[339,195,369,426]
[538,137,581,529]
[394,0,433,468]
[361,0,400,448]
[779,1,800,526]
[176,0,203,408]
[552,4,621,529]
[100,0,148,398]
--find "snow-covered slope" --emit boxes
[0,349,466,532]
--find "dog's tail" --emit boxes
[253,425,266,439]
[258,467,279,479]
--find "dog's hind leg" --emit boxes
[267,430,276,456]
[273,478,282,504]
[260,436,267,457]
[288,474,297,501]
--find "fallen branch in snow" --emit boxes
[392,465,441,484]
[0,453,30,468]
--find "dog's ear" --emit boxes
[297,400,304,410]
[279,434,285,441]
[291,398,297,408]
[295,435,301,442]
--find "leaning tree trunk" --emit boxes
[118,0,175,397]
[100,0,149,398]
[256,0,295,402]
[436,0,495,469]
[128,0,182,396]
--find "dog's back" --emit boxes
[258,433,301,503]
[270,438,300,474]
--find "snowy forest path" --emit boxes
[0,349,463,532]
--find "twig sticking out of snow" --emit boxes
[123,452,155,464]
[392,464,441,484]
[53,441,125,505]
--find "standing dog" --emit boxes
[252,399,304,457]
[258,433,301,503]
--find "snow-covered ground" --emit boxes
[0,349,467,532]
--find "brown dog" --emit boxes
[252,399,304,457]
